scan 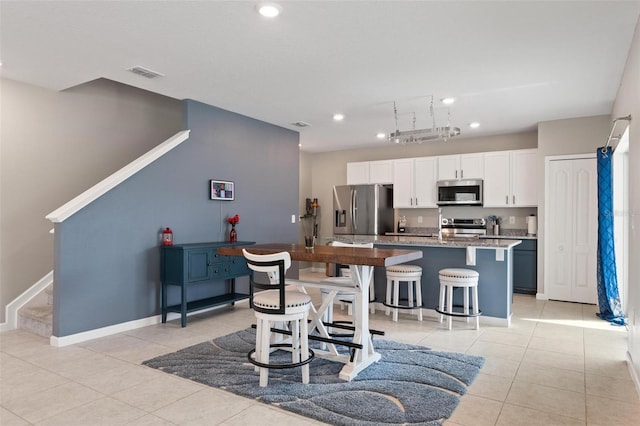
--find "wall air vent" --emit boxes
[127,66,164,79]
[291,121,312,128]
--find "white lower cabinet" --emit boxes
[483,149,537,207]
[392,157,437,208]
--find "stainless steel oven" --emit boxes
[440,217,487,238]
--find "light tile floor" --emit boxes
[1,270,638,425]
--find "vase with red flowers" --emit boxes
[227,214,240,242]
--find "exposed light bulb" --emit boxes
[376,133,386,139]
[333,113,345,121]
[441,97,455,105]
[469,122,480,128]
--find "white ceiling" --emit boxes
[1,1,639,152]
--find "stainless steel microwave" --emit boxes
[437,179,483,206]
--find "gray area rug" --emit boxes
[143,328,484,425]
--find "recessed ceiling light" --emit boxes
[333,113,345,121]
[441,97,455,105]
[376,133,386,139]
[257,2,282,18]
[469,122,480,128]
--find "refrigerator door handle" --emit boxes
[351,188,357,232]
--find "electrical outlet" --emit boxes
[291,214,296,223]
[418,216,423,224]
[509,216,515,224]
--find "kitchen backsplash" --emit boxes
[395,206,537,230]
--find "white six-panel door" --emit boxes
[546,157,598,304]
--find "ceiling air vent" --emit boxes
[291,121,312,128]
[127,66,164,79]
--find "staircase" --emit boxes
[18,285,53,338]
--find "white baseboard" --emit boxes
[627,351,640,399]
[536,292,548,300]
[1,271,53,332]
[51,315,161,347]
[50,299,251,347]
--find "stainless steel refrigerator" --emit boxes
[333,184,394,235]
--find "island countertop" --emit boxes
[330,235,521,249]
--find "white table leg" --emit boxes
[338,265,381,381]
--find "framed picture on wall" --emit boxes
[210,180,234,201]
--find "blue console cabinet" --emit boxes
[161,241,254,327]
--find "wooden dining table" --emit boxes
[217,242,423,381]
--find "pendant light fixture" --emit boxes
[389,96,461,144]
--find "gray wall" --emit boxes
[54,99,300,336]
[0,78,183,323]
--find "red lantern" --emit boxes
[162,227,173,246]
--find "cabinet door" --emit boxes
[413,157,438,208]
[513,245,537,294]
[368,160,393,184]
[460,153,484,179]
[347,162,369,185]
[437,155,460,180]
[483,151,510,207]
[392,158,414,208]
[511,149,537,206]
[187,248,213,283]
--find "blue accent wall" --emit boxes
[54,99,300,337]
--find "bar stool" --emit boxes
[436,268,480,330]
[243,249,314,387]
[384,264,423,322]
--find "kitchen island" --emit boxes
[331,235,521,326]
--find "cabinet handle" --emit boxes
[410,198,413,206]
[455,170,458,179]
[513,195,516,204]
[415,198,418,205]
[506,195,509,204]
[461,170,464,179]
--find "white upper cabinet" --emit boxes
[347,160,393,184]
[346,162,369,185]
[413,157,438,208]
[392,158,414,208]
[511,149,537,206]
[483,149,537,207]
[483,152,511,207]
[368,160,393,184]
[437,153,484,180]
[392,157,437,208]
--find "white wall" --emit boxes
[611,16,640,390]
[0,78,183,323]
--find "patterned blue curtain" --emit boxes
[596,147,625,325]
